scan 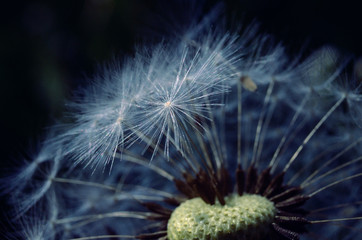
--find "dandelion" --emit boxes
[3,5,362,240]
[131,33,240,160]
[51,58,152,171]
[51,29,242,170]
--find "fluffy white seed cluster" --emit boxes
[53,31,243,170]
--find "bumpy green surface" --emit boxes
[167,194,276,240]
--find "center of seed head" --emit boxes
[164,101,172,107]
[167,194,276,240]
[116,116,123,124]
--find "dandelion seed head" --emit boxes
[3,2,362,240]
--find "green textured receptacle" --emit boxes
[167,194,276,240]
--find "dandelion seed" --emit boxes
[240,75,258,92]
[3,4,362,240]
[51,60,146,171]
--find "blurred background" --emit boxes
[0,0,361,235]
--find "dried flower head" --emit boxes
[2,3,362,240]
